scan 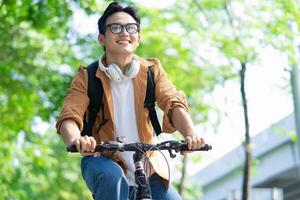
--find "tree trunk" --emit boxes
[290,63,300,181]
[240,62,251,200]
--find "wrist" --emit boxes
[182,129,195,139]
[66,136,81,146]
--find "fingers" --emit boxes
[185,135,206,150]
[74,138,81,152]
[90,137,97,152]
[73,136,98,156]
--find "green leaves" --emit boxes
[0,1,91,199]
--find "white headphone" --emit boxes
[98,54,140,82]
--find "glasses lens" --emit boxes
[110,24,122,33]
[125,24,138,34]
[107,23,139,34]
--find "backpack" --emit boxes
[81,61,162,137]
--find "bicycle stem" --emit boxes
[133,151,152,200]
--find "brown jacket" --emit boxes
[56,55,189,183]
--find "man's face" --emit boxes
[99,12,140,55]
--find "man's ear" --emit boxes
[98,34,105,46]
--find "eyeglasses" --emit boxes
[104,23,140,34]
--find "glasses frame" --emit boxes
[104,23,140,34]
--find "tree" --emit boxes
[177,0,300,199]
[0,1,93,199]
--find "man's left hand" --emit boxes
[185,135,205,150]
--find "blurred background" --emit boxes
[0,0,299,199]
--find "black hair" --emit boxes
[97,2,141,35]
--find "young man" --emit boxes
[56,2,205,200]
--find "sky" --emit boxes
[33,1,295,173]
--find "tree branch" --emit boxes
[192,1,210,26]
[223,0,243,48]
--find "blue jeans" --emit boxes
[81,156,182,200]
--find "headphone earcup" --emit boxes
[104,63,124,82]
[98,57,124,82]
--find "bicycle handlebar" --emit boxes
[66,140,212,154]
[66,140,211,200]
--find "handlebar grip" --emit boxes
[66,144,78,152]
[180,144,212,151]
[199,144,212,151]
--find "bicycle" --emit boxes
[67,138,212,200]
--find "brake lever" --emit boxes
[168,149,177,158]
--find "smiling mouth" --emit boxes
[117,40,131,44]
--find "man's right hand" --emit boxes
[59,119,100,157]
[73,136,101,157]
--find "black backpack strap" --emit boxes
[81,61,107,136]
[144,67,162,136]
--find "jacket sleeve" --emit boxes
[148,58,189,133]
[55,66,89,133]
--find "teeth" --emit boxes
[117,40,131,44]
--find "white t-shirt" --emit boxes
[110,77,140,186]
